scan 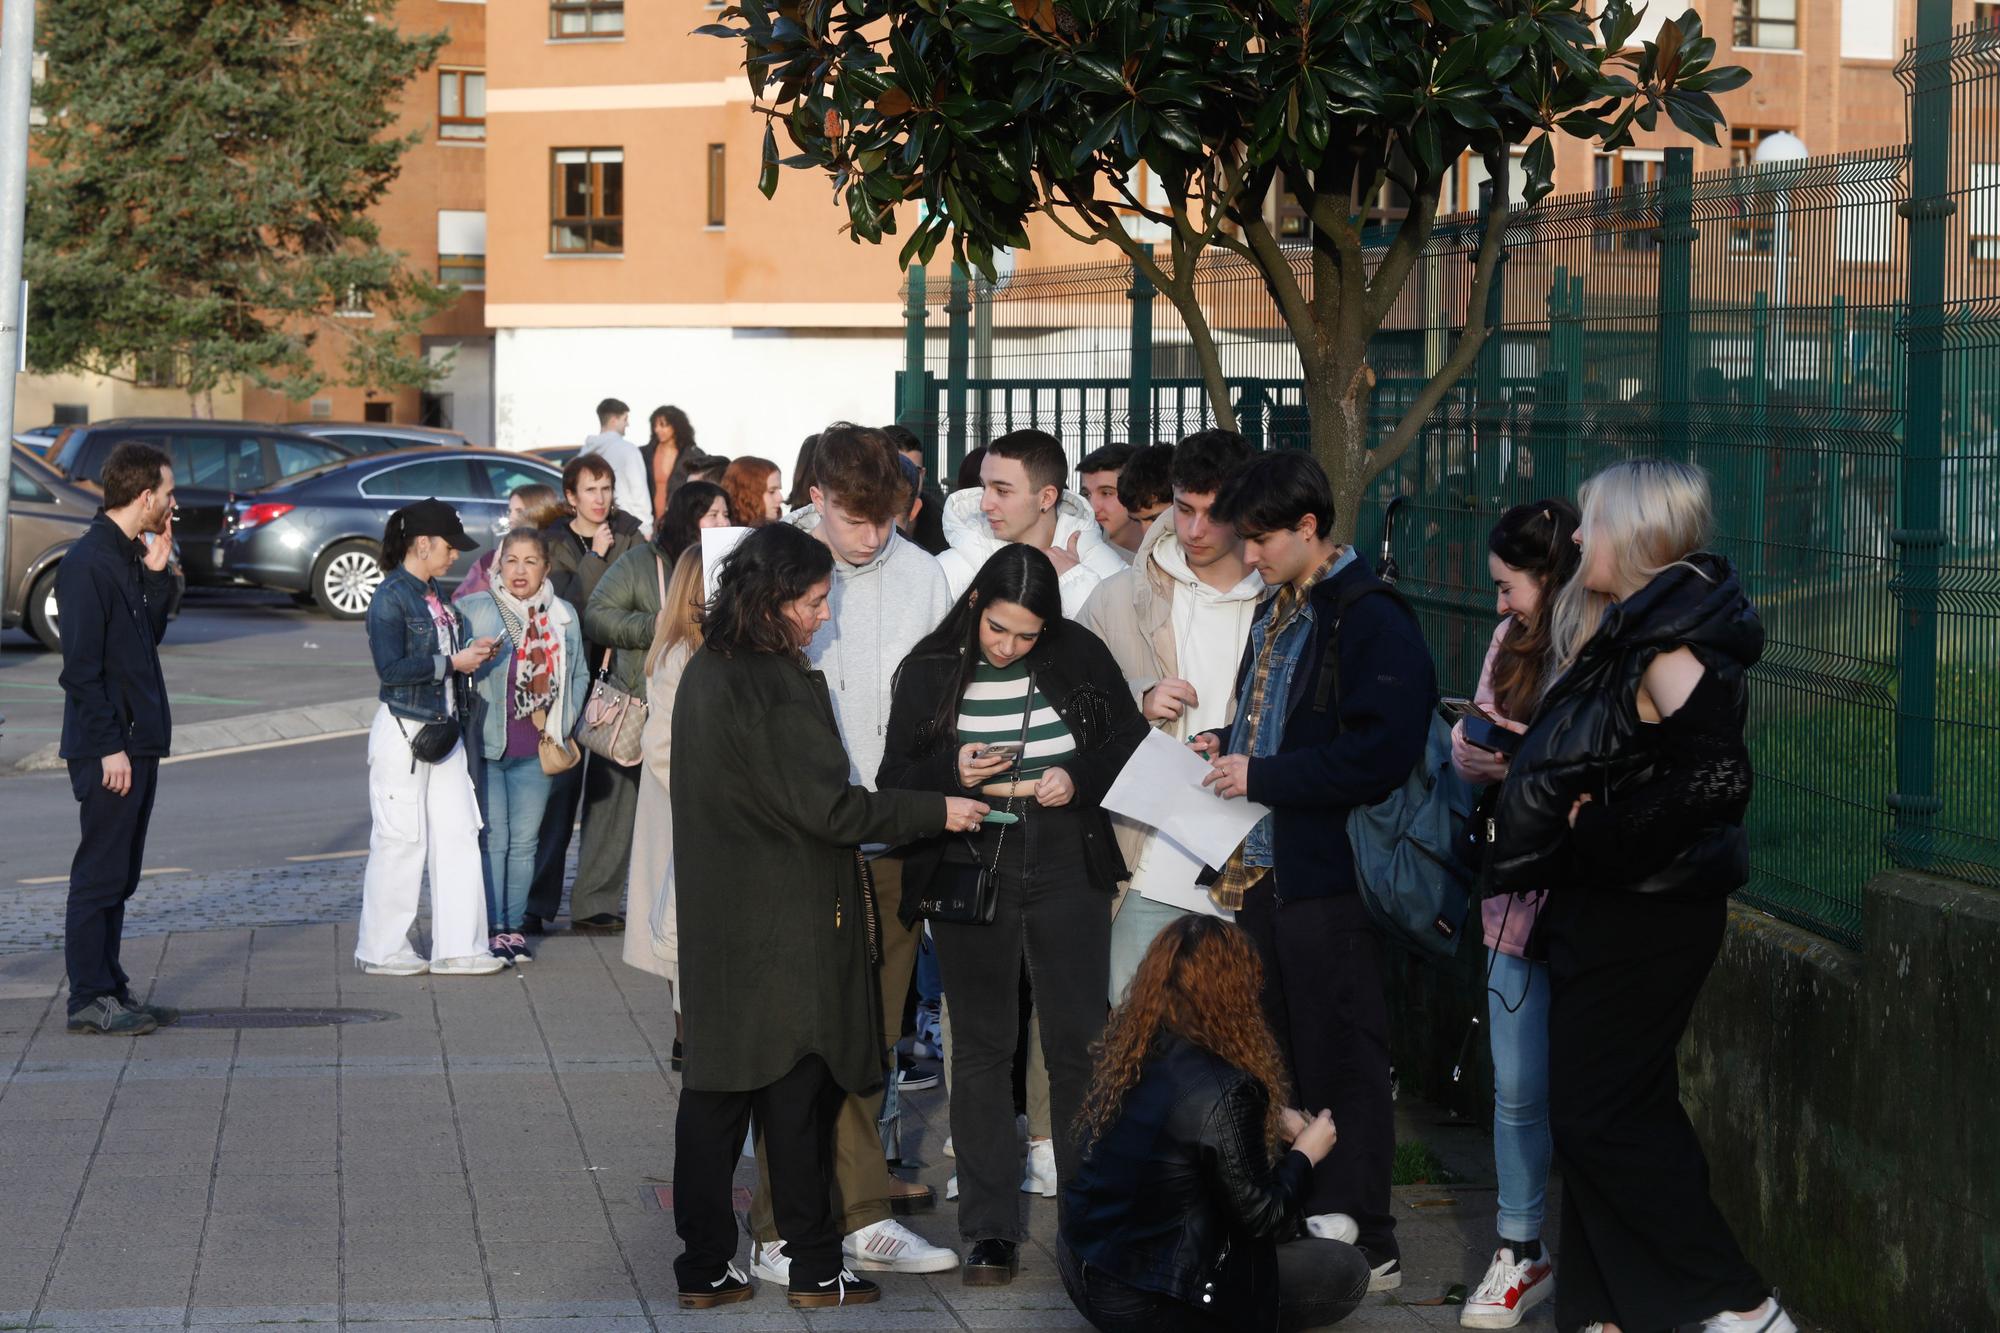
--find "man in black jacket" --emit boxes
[1195,452,1436,1292]
[56,442,182,1036]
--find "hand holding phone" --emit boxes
[972,741,1025,761]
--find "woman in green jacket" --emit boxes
[670,523,987,1313]
[573,480,734,931]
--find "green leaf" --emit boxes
[1062,52,1127,94]
[1519,134,1554,205]
[760,123,781,197]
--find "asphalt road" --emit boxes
[0,586,373,770]
[0,733,374,885]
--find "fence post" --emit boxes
[945,263,973,477]
[899,266,934,471]
[1127,261,1155,447]
[1749,292,1770,579]
[1827,294,1847,581]
[1474,188,1508,505]
[1658,147,1695,459]
[1542,267,1572,495]
[1890,0,1952,865]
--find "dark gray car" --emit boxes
[213,448,563,618]
[289,422,478,455]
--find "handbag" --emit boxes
[573,554,668,768]
[533,707,582,776]
[397,716,459,765]
[913,682,1033,924]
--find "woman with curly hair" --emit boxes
[1059,915,1370,1331]
[878,542,1148,1286]
[721,455,786,526]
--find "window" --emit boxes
[1592,151,1662,252]
[168,435,262,491]
[358,458,481,501]
[51,403,87,425]
[270,438,346,477]
[11,466,52,503]
[552,148,624,253]
[550,0,622,38]
[1970,165,2000,262]
[1730,126,1791,172]
[1841,0,1895,59]
[365,403,393,424]
[439,68,485,141]
[438,209,487,287]
[1734,0,1796,50]
[480,458,560,499]
[706,144,726,228]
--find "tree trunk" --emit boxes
[1303,351,1372,546]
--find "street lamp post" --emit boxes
[1753,130,1809,385]
[0,0,38,629]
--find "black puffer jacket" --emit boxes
[877,621,1147,922]
[1490,553,1763,898]
[1060,1034,1311,1331]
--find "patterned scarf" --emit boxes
[491,579,561,724]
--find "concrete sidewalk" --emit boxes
[0,918,1548,1332]
[11,696,377,773]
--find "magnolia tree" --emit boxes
[706,0,1748,536]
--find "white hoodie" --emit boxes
[937,487,1129,617]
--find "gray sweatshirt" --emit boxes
[786,506,953,789]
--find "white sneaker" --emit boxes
[430,954,506,975]
[945,1174,958,1200]
[844,1218,958,1273]
[1460,1247,1555,1328]
[1367,1255,1403,1292]
[943,1135,954,1158]
[1304,1212,1359,1244]
[1020,1138,1057,1197]
[751,1239,791,1284]
[1701,1299,1798,1333]
[357,952,428,976]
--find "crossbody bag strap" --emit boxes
[982,671,1039,874]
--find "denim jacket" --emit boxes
[457,590,590,762]
[368,567,461,723]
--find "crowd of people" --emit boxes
[56,408,1798,1333]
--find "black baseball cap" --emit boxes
[393,498,478,551]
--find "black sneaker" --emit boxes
[962,1238,1018,1286]
[1360,1247,1403,1292]
[66,997,157,1037]
[520,915,548,937]
[116,995,180,1027]
[788,1267,880,1308]
[897,1054,940,1092]
[670,1037,684,1072]
[570,913,626,935]
[677,1261,752,1309]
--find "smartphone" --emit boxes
[1461,716,1522,758]
[1440,696,1493,725]
[973,741,1025,760]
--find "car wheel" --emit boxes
[26,566,60,649]
[311,540,383,619]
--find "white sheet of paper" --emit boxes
[1102,728,1271,871]
[700,526,752,588]
[1134,831,1233,920]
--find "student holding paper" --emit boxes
[1077,429,1269,1002]
[879,543,1148,1287]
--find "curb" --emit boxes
[13,697,380,773]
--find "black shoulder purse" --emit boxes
[912,677,1034,925]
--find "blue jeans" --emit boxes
[483,756,552,932]
[1108,892,1196,1006]
[1487,947,1552,1243]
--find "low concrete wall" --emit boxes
[1681,871,2000,1333]
[1385,871,2000,1332]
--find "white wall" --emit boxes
[493,326,906,486]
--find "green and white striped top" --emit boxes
[957,660,1076,782]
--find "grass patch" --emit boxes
[1392,1139,1458,1186]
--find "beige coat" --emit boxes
[622,638,694,992]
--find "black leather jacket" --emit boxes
[1490,553,1764,898]
[878,621,1148,922]
[1059,1034,1311,1331]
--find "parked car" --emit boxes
[213,448,564,618]
[523,444,581,470]
[289,421,478,455]
[48,420,355,585]
[14,425,65,454]
[5,445,184,649]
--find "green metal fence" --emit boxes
[893,21,2000,950]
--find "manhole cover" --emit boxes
[172,1007,399,1029]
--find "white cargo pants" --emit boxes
[355,704,489,966]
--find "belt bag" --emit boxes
[399,717,458,765]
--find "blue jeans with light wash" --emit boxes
[482,756,552,933]
[1487,946,1552,1243]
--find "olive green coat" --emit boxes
[583,541,667,695]
[671,645,946,1094]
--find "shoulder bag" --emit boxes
[573,553,666,768]
[912,678,1033,924]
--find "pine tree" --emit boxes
[25,0,452,411]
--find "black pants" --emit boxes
[931,803,1110,1243]
[1544,889,1766,1332]
[674,1054,844,1288]
[1057,1236,1371,1332]
[525,756,584,922]
[1237,882,1396,1260]
[65,755,160,1016]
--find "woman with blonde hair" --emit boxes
[623,548,706,1047]
[1058,914,1369,1330]
[1489,459,1795,1333]
[453,483,562,602]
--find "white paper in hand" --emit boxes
[700,526,752,589]
[1102,728,1271,871]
